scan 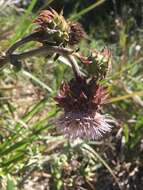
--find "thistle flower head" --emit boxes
[33,9,69,45]
[68,22,86,45]
[55,77,108,112]
[78,48,112,80]
[57,111,112,140]
[55,76,112,140]
[34,9,69,32]
[33,9,85,46]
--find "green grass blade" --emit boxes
[70,0,106,21]
[0,140,29,156]
[6,176,16,190]
[10,0,37,43]
[22,70,53,93]
[3,153,25,168]
[39,0,56,11]
[107,91,143,103]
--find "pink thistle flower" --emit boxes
[57,111,112,140]
[55,77,112,140]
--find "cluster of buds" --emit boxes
[55,48,113,140]
[4,9,85,69]
[77,47,112,80]
[33,9,85,46]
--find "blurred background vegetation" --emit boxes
[0,0,143,189]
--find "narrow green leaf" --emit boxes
[70,0,106,20]
[6,176,15,190]
[11,0,37,43]
[3,153,25,167]
[123,124,129,143]
[22,70,53,93]
[106,91,143,103]
[0,140,29,156]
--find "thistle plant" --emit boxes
[55,48,113,140]
[0,9,113,140]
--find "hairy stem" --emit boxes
[0,46,71,66]
[6,31,42,55]
[0,45,82,78]
[65,54,82,79]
